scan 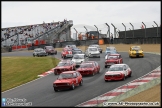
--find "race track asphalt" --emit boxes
[1,51,161,106]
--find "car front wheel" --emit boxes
[71,84,75,90]
[122,75,126,81]
[80,80,83,86]
[92,72,95,76]
[128,72,132,77]
[54,88,58,92]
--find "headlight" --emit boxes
[53,84,57,87]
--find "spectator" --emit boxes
[110,35,113,44]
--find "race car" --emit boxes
[65,45,77,50]
[129,46,144,58]
[72,48,83,55]
[71,54,87,67]
[53,71,83,92]
[76,61,100,76]
[105,50,119,60]
[54,60,76,75]
[89,44,103,53]
[105,46,117,55]
[44,46,57,55]
[61,47,73,59]
[33,48,48,57]
[104,64,132,82]
[85,47,100,58]
[105,54,123,68]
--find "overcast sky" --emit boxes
[2,1,161,35]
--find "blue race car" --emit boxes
[105,50,118,59]
[105,47,117,55]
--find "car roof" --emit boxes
[83,61,95,63]
[90,44,99,46]
[88,47,98,48]
[109,54,120,56]
[62,71,77,74]
[106,47,116,49]
[111,64,127,67]
[73,48,81,50]
[34,48,43,50]
[131,46,141,48]
[73,54,85,55]
[81,62,94,65]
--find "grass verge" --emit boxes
[2,56,60,92]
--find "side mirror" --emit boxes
[124,68,126,70]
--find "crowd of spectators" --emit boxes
[1,19,68,46]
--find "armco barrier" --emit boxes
[103,37,161,44]
[27,37,161,50]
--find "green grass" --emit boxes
[1,56,60,92]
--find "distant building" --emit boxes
[73,33,77,40]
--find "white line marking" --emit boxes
[148,73,161,75]
[141,77,157,80]
[91,96,116,101]
[114,88,132,92]
[81,104,97,107]
[128,82,147,86]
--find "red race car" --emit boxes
[44,46,57,55]
[76,61,100,76]
[104,64,132,81]
[54,60,76,75]
[53,71,83,92]
[61,47,73,59]
[105,54,123,68]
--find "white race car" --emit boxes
[85,47,100,58]
[104,64,132,81]
[71,54,87,67]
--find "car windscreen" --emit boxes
[132,47,141,50]
[108,56,118,59]
[35,49,44,52]
[73,55,84,59]
[71,45,76,48]
[80,63,93,68]
[57,62,70,66]
[108,66,123,71]
[106,48,115,51]
[89,48,97,51]
[46,46,53,49]
[90,45,99,47]
[58,73,73,79]
[106,51,117,54]
[73,50,82,53]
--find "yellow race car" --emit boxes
[129,46,144,58]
